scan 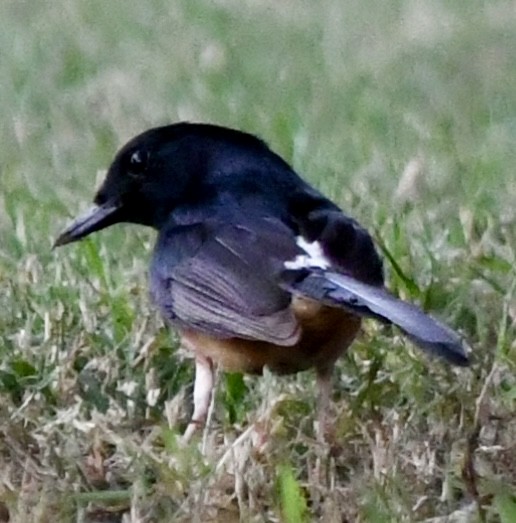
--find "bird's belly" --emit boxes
[179,298,361,375]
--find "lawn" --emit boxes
[1,1,515,521]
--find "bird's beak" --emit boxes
[54,202,122,247]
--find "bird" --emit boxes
[54,122,470,441]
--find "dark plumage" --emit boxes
[55,122,469,440]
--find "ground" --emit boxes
[1,1,515,521]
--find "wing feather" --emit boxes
[150,216,301,345]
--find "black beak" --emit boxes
[54,202,122,247]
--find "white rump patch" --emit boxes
[284,236,331,270]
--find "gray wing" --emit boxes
[150,217,301,345]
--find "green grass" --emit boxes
[1,1,516,521]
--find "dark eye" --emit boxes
[128,149,148,177]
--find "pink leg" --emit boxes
[182,356,215,443]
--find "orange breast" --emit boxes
[180,297,361,375]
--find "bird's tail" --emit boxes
[281,268,470,366]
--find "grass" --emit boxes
[1,0,516,521]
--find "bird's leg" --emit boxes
[201,366,220,453]
[315,364,334,444]
[312,364,335,492]
[182,355,215,443]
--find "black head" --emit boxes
[54,122,286,246]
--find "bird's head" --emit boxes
[54,123,222,247]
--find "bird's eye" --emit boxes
[128,149,148,177]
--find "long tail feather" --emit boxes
[282,269,470,366]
